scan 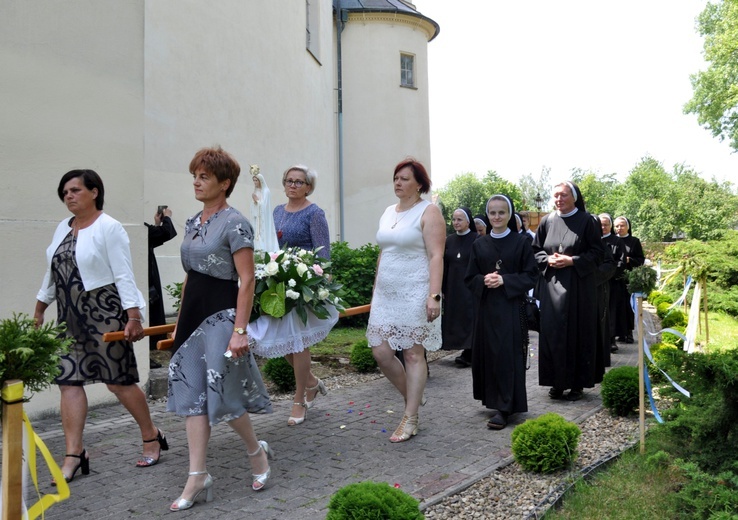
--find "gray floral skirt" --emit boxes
[167,307,273,425]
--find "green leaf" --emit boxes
[260,282,287,318]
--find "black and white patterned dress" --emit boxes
[52,232,139,385]
[167,207,272,424]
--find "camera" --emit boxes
[157,205,168,216]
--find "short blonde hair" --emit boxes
[282,164,318,195]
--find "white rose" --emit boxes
[288,279,297,287]
[265,261,279,276]
[303,291,312,302]
[286,289,300,300]
[296,263,308,276]
[298,249,308,257]
[318,288,330,300]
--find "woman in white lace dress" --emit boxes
[366,158,446,442]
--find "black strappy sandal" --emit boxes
[51,449,90,485]
[136,429,169,467]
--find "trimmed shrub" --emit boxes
[511,413,581,473]
[661,309,687,329]
[656,302,673,319]
[326,481,423,520]
[601,366,640,416]
[647,290,662,304]
[662,325,686,349]
[350,339,377,373]
[262,356,295,392]
[651,292,674,308]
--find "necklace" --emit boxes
[391,198,422,229]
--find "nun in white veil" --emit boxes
[249,167,280,252]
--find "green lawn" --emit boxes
[309,325,366,358]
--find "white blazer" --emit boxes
[37,213,146,318]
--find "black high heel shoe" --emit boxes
[136,428,169,467]
[51,450,90,485]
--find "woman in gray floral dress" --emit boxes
[167,147,273,512]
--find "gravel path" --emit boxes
[424,410,641,519]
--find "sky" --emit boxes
[419,0,738,191]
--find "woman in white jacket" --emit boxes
[34,169,168,484]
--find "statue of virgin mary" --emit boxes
[249,165,280,252]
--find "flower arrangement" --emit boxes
[251,247,346,325]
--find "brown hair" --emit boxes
[393,158,431,194]
[189,146,240,198]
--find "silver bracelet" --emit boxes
[128,317,143,322]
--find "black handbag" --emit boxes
[524,296,540,332]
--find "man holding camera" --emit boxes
[145,206,177,367]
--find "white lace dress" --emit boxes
[366,200,442,351]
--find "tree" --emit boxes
[569,169,619,216]
[436,172,489,224]
[614,156,679,242]
[481,171,524,211]
[518,166,552,211]
[684,0,738,150]
[436,171,525,227]
[672,165,738,240]
[613,156,738,242]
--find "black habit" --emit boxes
[145,216,178,350]
[594,230,620,378]
[441,231,478,351]
[612,234,645,337]
[465,232,538,414]
[533,210,604,391]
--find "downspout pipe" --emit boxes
[336,1,346,241]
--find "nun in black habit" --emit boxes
[532,182,605,402]
[465,195,538,429]
[612,216,645,343]
[441,207,478,366]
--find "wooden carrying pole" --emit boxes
[2,380,24,520]
[102,305,373,350]
[637,295,646,454]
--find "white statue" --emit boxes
[249,166,280,252]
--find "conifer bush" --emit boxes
[601,366,640,416]
[262,356,295,392]
[511,413,581,473]
[350,339,377,373]
[326,481,423,520]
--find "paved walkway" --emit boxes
[11,330,642,520]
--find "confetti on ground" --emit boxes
[347,409,353,413]
[370,420,376,423]
[381,428,386,433]
[358,412,364,416]
[340,425,346,429]
[387,410,394,414]
[394,483,401,488]
[348,401,354,405]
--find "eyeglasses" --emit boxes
[284,180,306,187]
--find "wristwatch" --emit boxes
[234,327,247,335]
[429,293,441,302]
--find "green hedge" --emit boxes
[330,241,379,327]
